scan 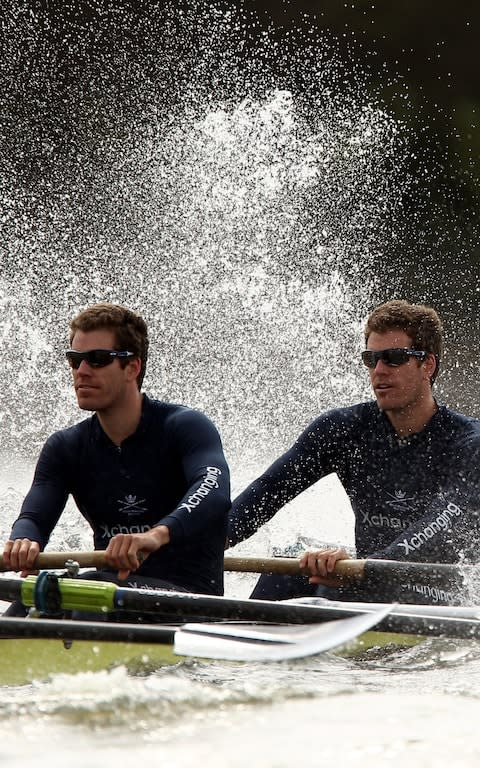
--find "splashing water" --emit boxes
[0,2,408,481]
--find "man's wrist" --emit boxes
[152,525,170,546]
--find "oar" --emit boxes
[224,555,472,599]
[0,550,463,582]
[0,606,393,662]
[0,615,177,644]
[224,556,471,585]
[0,551,109,571]
[0,550,472,592]
[174,606,392,661]
[2,574,480,642]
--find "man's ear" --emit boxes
[126,357,142,382]
[424,352,438,383]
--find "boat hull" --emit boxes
[1,636,179,686]
[337,629,423,657]
[1,628,424,686]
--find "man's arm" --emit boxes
[302,468,480,590]
[3,434,70,573]
[227,418,336,548]
[158,408,231,539]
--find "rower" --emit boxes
[2,303,231,621]
[227,299,480,605]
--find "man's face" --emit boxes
[68,328,137,412]
[365,328,434,414]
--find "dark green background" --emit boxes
[252,1,479,308]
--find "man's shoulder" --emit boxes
[45,417,93,446]
[297,401,377,443]
[144,395,215,430]
[436,405,480,433]
[38,418,94,468]
[436,405,480,446]
[307,401,377,429]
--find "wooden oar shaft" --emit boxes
[0,552,470,588]
[0,551,328,575]
[224,555,303,575]
[0,551,109,571]
[0,551,371,579]
[223,555,367,578]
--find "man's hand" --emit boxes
[105,525,170,580]
[298,547,351,586]
[2,538,41,577]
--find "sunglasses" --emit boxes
[66,349,135,369]
[361,348,427,369]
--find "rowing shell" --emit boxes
[2,572,480,685]
[0,636,178,686]
[0,615,419,687]
[0,630,419,687]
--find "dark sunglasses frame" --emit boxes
[361,347,427,369]
[66,349,135,369]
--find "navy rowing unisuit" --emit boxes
[10,395,231,595]
[228,402,480,603]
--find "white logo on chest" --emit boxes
[117,494,147,515]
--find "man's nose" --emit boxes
[76,359,92,373]
[372,358,390,371]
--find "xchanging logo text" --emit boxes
[177,466,222,513]
[396,502,462,555]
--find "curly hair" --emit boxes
[69,303,149,389]
[365,299,443,383]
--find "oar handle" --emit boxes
[223,555,468,597]
[0,551,108,571]
[223,555,367,578]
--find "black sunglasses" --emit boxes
[66,349,135,369]
[361,348,427,369]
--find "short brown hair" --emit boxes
[69,303,149,388]
[365,299,443,383]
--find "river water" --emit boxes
[1,470,480,767]
[1,2,480,765]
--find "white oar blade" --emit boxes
[173,605,392,662]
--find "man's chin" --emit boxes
[76,396,98,412]
[375,396,401,413]
[375,389,397,407]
